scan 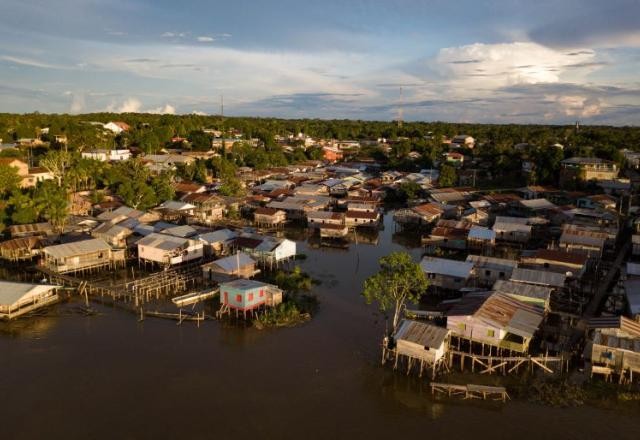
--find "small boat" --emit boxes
[171,288,219,307]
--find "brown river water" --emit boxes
[2,213,640,439]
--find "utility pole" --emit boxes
[397,86,403,128]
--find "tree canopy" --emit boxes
[362,252,429,334]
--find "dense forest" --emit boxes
[0,112,638,231]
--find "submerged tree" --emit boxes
[362,251,428,335]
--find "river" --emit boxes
[2,212,639,439]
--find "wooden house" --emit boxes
[137,233,203,267]
[218,279,283,318]
[42,238,125,273]
[446,292,544,353]
[492,279,552,311]
[520,249,588,279]
[392,319,450,378]
[91,222,133,249]
[8,222,54,239]
[466,255,517,287]
[0,281,60,320]
[467,226,496,250]
[393,203,444,227]
[420,257,474,290]
[253,207,287,227]
[344,210,380,228]
[201,252,259,283]
[181,193,225,226]
[197,229,237,257]
[307,211,345,228]
[0,236,49,262]
[558,225,607,258]
[492,217,532,243]
[154,200,196,222]
[587,316,640,382]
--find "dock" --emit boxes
[430,382,510,402]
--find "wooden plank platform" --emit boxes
[430,382,510,402]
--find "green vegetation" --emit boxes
[254,266,319,329]
[362,251,429,334]
[253,302,311,329]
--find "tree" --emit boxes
[398,181,421,201]
[362,252,429,334]
[0,165,22,196]
[36,181,69,234]
[438,164,457,187]
[40,150,72,186]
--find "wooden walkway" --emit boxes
[448,350,567,375]
[430,382,510,402]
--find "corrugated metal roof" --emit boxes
[510,268,566,288]
[467,226,496,241]
[137,233,191,251]
[466,255,517,271]
[492,280,552,301]
[0,281,59,307]
[44,238,111,259]
[394,319,449,348]
[420,257,474,279]
[198,229,237,244]
[207,252,255,272]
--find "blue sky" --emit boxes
[0,0,639,124]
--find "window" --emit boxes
[487,329,495,337]
[485,270,491,277]
[248,293,254,301]
[458,323,466,331]
[259,289,264,297]
[499,271,505,278]
[236,294,242,303]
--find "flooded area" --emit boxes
[2,212,640,439]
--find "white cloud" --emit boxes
[547,94,603,117]
[162,32,186,38]
[117,97,142,113]
[433,42,597,89]
[69,92,86,113]
[148,103,176,114]
[191,110,207,115]
[197,36,215,43]
[0,55,64,70]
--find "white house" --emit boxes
[82,149,131,162]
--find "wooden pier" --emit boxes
[448,350,567,375]
[430,382,510,402]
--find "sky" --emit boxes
[0,0,639,125]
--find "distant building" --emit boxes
[560,157,618,186]
[81,149,131,162]
[104,121,130,134]
[322,146,343,162]
[450,135,475,149]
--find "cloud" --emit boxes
[148,103,176,114]
[529,2,640,49]
[432,42,597,88]
[69,92,86,113]
[197,36,215,43]
[116,97,142,113]
[0,55,64,70]
[161,32,186,38]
